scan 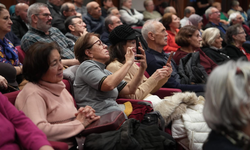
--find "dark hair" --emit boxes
[162,13,173,30]
[159,1,169,8]
[104,15,113,31]
[175,25,198,47]
[108,40,127,65]
[64,15,81,33]
[184,7,191,16]
[225,24,242,44]
[23,42,61,83]
[74,32,100,63]
[60,3,70,16]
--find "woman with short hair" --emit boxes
[201,27,230,64]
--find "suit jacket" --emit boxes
[11,15,28,40]
[204,22,228,47]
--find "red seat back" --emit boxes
[16,46,25,64]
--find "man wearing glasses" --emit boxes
[204,7,228,47]
[21,3,79,66]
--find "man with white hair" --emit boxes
[11,3,29,39]
[143,0,162,21]
[21,3,79,66]
[180,6,195,27]
[83,1,104,34]
[163,6,176,14]
[204,7,228,47]
[141,20,204,92]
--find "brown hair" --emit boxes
[162,13,173,30]
[175,25,198,47]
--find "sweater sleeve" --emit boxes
[1,94,51,150]
[120,9,139,24]
[17,93,85,141]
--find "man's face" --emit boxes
[109,16,122,31]
[233,14,243,25]
[35,7,52,32]
[145,1,154,12]
[64,3,77,18]
[209,8,220,23]
[111,8,121,18]
[152,22,168,47]
[71,17,87,36]
[103,0,113,8]
[123,0,132,9]
[17,4,29,23]
[90,2,101,18]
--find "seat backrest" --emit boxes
[16,45,25,64]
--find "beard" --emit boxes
[36,19,52,33]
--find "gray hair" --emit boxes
[141,19,157,41]
[0,3,6,8]
[144,0,152,8]
[107,6,118,15]
[104,15,114,31]
[228,12,240,24]
[164,6,175,14]
[204,60,250,132]
[60,2,71,16]
[27,3,48,24]
[202,27,220,47]
[231,0,239,7]
[205,6,215,19]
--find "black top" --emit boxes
[223,44,250,61]
[201,46,230,65]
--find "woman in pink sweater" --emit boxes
[15,42,100,149]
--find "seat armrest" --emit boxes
[153,88,181,99]
[49,141,68,150]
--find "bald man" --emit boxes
[180,6,195,27]
[11,3,29,39]
[83,1,104,34]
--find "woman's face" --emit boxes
[233,27,246,44]
[198,21,203,30]
[41,49,63,83]
[86,36,109,63]
[124,39,136,53]
[211,34,223,49]
[169,14,180,30]
[0,9,12,35]
[189,30,202,49]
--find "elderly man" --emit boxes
[141,20,204,92]
[143,0,161,21]
[11,3,29,39]
[100,15,122,46]
[108,7,121,18]
[164,6,176,14]
[65,16,87,43]
[204,7,228,47]
[83,1,104,34]
[180,6,195,27]
[21,3,78,66]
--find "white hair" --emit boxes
[141,19,157,42]
[202,27,220,47]
[204,60,250,132]
[205,6,215,19]
[228,12,241,24]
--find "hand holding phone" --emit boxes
[166,51,174,65]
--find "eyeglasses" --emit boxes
[35,13,52,18]
[211,11,220,15]
[87,40,106,49]
[237,31,245,35]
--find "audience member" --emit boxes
[224,24,250,60]
[229,12,250,41]
[0,63,19,93]
[0,92,53,150]
[47,0,64,32]
[73,0,87,17]
[11,3,29,40]
[187,14,203,35]
[74,32,145,116]
[5,31,21,47]
[107,7,121,18]
[203,60,250,150]
[21,3,78,66]
[163,6,176,14]
[101,0,113,18]
[120,0,144,26]
[15,41,100,148]
[237,6,248,23]
[195,0,211,16]
[155,1,169,16]
[9,0,30,16]
[143,0,162,21]
[141,20,204,92]
[107,24,172,105]
[83,1,104,34]
[212,2,229,25]
[204,7,228,47]
[162,13,180,53]
[201,27,230,64]
[0,7,23,82]
[65,16,87,43]
[227,0,240,17]
[180,6,195,27]
[174,25,217,75]
[101,15,122,46]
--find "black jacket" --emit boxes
[10,15,28,40]
[201,46,230,64]
[204,22,228,47]
[223,44,250,61]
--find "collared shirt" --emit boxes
[21,27,75,59]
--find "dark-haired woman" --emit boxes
[73,32,147,116]
[15,42,100,148]
[173,25,217,75]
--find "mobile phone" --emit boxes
[135,35,141,60]
[166,51,174,65]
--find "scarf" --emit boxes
[0,38,18,63]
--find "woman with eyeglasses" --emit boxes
[73,32,146,117]
[223,24,250,61]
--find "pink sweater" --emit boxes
[15,81,84,147]
[0,93,50,150]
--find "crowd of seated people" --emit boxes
[1,0,250,149]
